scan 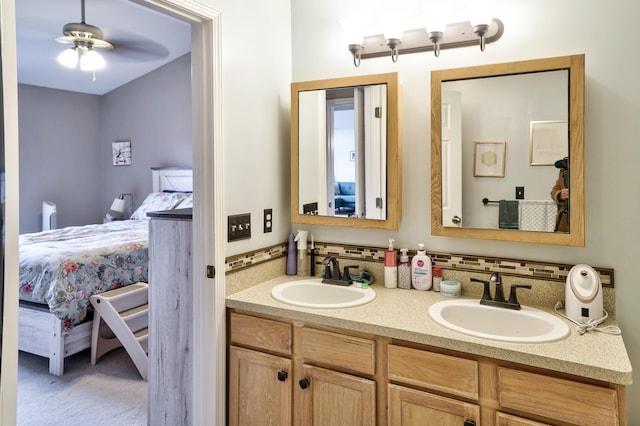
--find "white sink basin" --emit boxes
[271,279,376,309]
[428,299,570,343]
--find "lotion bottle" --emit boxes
[398,248,411,289]
[411,243,432,290]
[286,233,297,275]
[384,239,398,288]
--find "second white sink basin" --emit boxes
[428,299,570,343]
[271,279,376,309]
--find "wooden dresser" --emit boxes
[147,208,193,425]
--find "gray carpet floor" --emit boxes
[17,348,147,425]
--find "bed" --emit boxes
[18,167,192,375]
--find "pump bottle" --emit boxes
[384,239,398,288]
[411,243,432,290]
[398,248,411,289]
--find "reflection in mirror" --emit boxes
[442,70,568,231]
[298,85,386,220]
[292,73,401,230]
[431,55,585,246]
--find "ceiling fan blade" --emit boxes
[105,36,171,62]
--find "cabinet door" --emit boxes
[388,384,480,426]
[229,346,292,426]
[299,364,376,426]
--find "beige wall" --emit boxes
[290,0,640,421]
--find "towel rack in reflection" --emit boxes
[482,198,500,205]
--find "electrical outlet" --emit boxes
[263,208,273,233]
[516,186,525,199]
[228,213,251,242]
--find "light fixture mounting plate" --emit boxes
[359,19,503,60]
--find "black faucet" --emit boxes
[470,273,532,310]
[321,256,358,286]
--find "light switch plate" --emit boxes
[516,186,525,199]
[228,213,251,242]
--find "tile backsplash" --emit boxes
[225,241,616,314]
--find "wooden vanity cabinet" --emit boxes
[228,311,376,426]
[228,310,626,426]
[387,344,480,425]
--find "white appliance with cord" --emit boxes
[565,264,603,322]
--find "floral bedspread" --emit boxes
[19,220,149,331]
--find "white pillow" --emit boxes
[130,192,188,220]
[178,193,193,208]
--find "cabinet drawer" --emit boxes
[229,312,292,356]
[301,327,375,375]
[497,367,619,425]
[496,412,550,426]
[387,345,478,400]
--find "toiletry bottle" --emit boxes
[295,230,309,276]
[411,243,432,290]
[286,233,297,275]
[384,239,398,288]
[432,267,442,292]
[398,248,411,289]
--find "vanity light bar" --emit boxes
[352,19,504,63]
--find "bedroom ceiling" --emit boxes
[16,0,191,96]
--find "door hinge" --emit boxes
[206,265,215,279]
[375,107,382,118]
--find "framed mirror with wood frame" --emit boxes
[431,54,585,246]
[291,72,402,230]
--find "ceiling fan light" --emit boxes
[80,49,106,71]
[57,48,79,68]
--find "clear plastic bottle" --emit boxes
[432,267,442,292]
[411,243,432,290]
[398,248,411,289]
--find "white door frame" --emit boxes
[0,0,225,424]
[136,1,224,424]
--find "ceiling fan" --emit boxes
[55,0,114,72]
[54,0,172,74]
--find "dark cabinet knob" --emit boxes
[277,370,288,382]
[463,420,476,426]
[298,377,310,389]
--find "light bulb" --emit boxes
[57,48,78,68]
[423,2,450,34]
[80,49,106,71]
[340,16,366,46]
[380,10,406,41]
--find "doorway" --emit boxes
[3,0,223,424]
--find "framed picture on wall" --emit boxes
[473,141,506,177]
[112,140,132,166]
[529,120,568,166]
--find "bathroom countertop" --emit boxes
[226,275,633,385]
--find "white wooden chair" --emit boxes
[90,282,149,380]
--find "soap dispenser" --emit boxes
[411,243,432,290]
[384,239,398,288]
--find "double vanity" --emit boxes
[227,275,631,425]
[225,53,630,424]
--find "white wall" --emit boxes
[291,0,640,421]
[219,0,292,256]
